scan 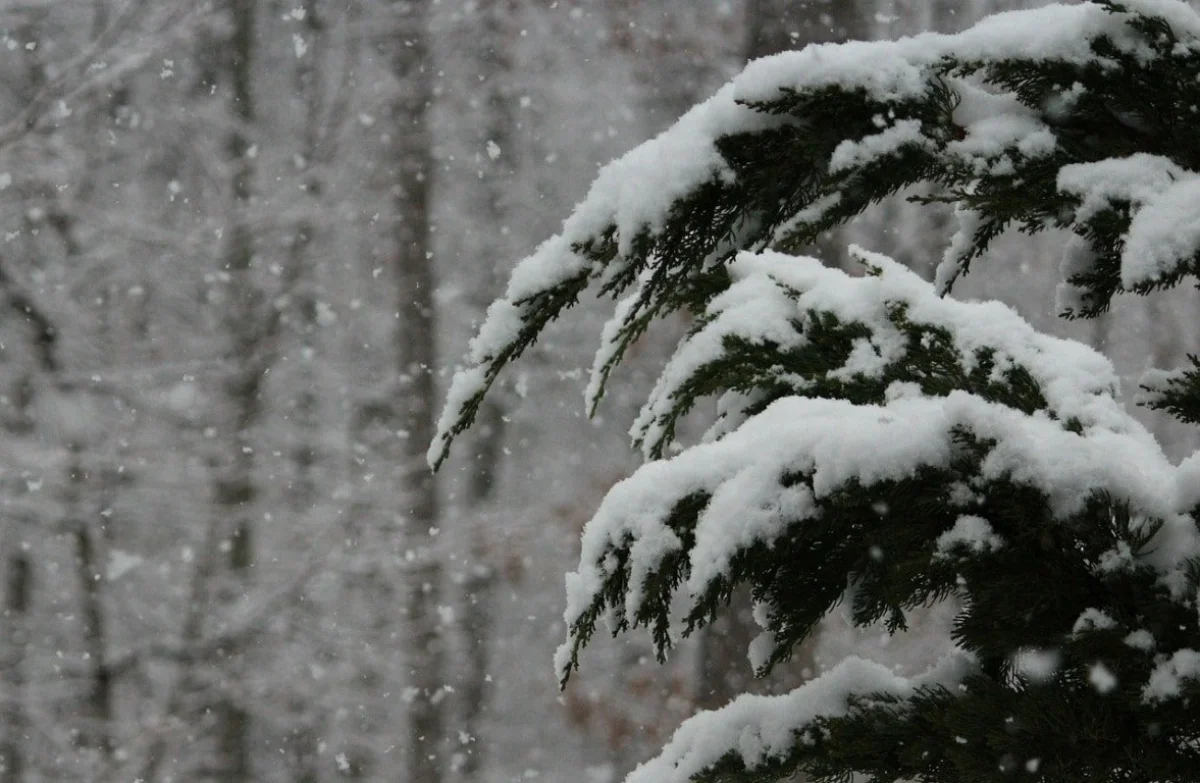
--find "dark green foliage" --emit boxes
[1141,355,1200,425]
[435,2,1200,783]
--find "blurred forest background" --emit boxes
[0,1,1195,782]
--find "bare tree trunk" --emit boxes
[456,4,517,778]
[0,548,30,783]
[67,445,115,764]
[129,8,266,769]
[136,515,224,783]
[0,27,67,768]
[286,0,326,516]
[282,4,329,779]
[384,3,444,783]
[343,400,402,781]
[212,0,259,779]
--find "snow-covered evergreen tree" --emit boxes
[434,2,1200,781]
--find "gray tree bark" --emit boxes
[67,445,115,763]
[282,3,328,780]
[383,3,445,783]
[0,549,30,783]
[212,0,260,779]
[457,3,517,779]
[286,0,327,517]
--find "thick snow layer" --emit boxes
[734,4,1146,107]
[1175,452,1200,511]
[623,652,976,783]
[1122,176,1200,287]
[1056,155,1200,289]
[557,388,1185,683]
[1056,235,1100,314]
[948,87,1056,172]
[1118,0,1200,40]
[934,515,1004,558]
[634,248,1141,459]
[1144,649,1200,701]
[1057,155,1186,225]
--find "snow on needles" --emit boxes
[1057,154,1186,225]
[828,119,932,173]
[1122,177,1200,288]
[1056,155,1200,288]
[556,247,1200,691]
[564,363,1182,663]
[732,3,1136,107]
[633,247,1142,460]
[430,3,1200,776]
[623,652,977,783]
[431,1,1200,469]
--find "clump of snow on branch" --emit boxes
[934,515,1004,559]
[1056,155,1200,288]
[1122,178,1200,287]
[1057,155,1185,225]
[945,90,1056,170]
[828,119,932,173]
[1144,649,1200,701]
[560,388,1183,680]
[623,652,977,783]
[632,247,1140,460]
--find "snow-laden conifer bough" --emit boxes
[432,2,1200,781]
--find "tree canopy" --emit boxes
[433,2,1200,781]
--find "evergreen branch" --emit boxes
[623,655,977,783]
[631,250,1060,460]
[434,1,1200,469]
[437,4,1200,782]
[1139,356,1200,425]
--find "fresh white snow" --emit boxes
[623,652,976,783]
